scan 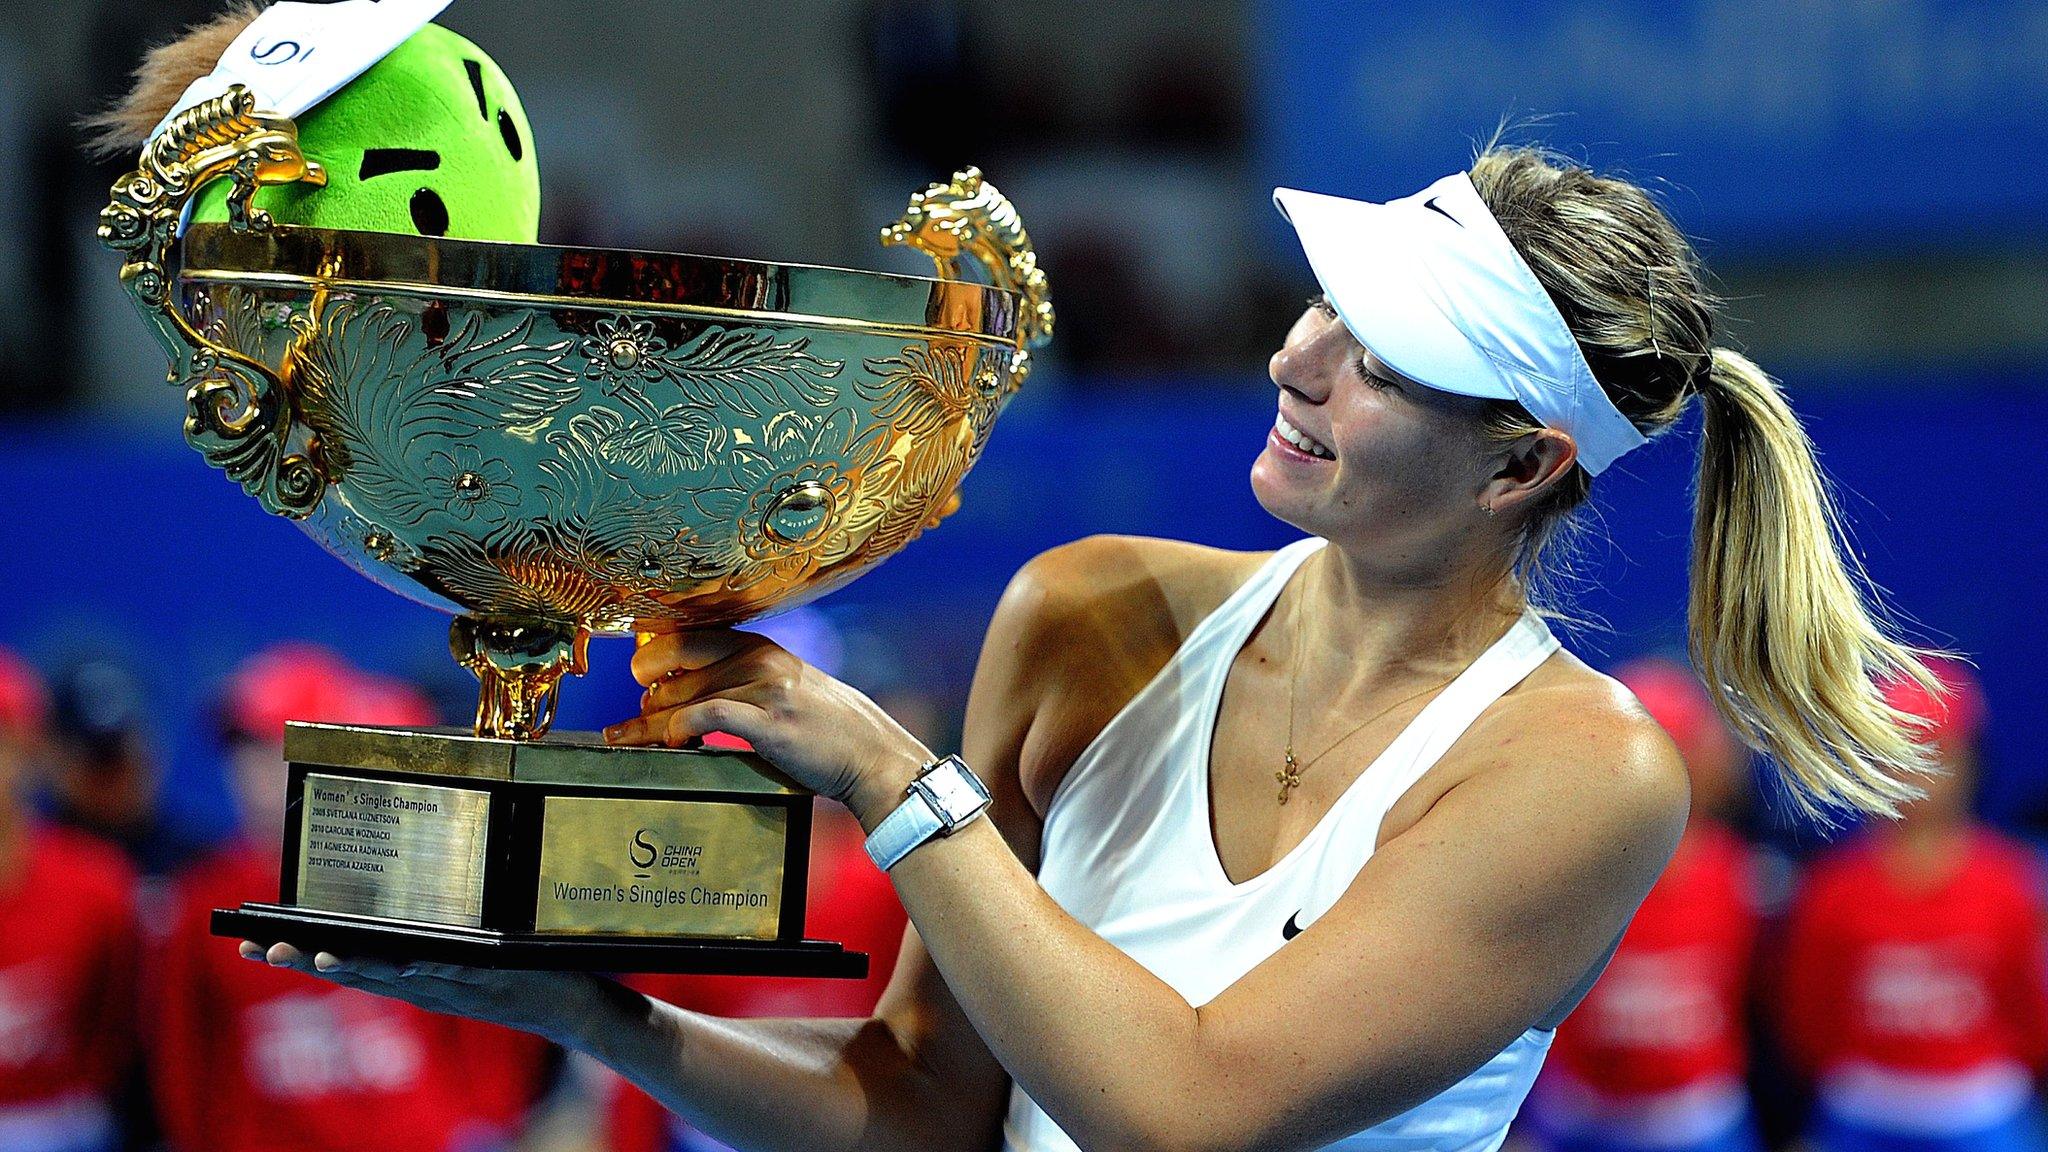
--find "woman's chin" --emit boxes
[1249,449,1320,530]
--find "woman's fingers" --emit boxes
[630,629,769,687]
[606,697,772,749]
[232,939,604,1046]
[614,631,789,746]
[313,953,413,983]
[639,650,798,715]
[246,942,426,987]
[253,941,372,980]
[613,629,925,806]
[251,944,485,1012]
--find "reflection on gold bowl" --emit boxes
[99,86,1051,738]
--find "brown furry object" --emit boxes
[80,1,266,159]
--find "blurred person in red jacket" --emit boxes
[0,646,140,1152]
[148,642,554,1152]
[1776,657,2046,1152]
[606,794,911,1152]
[1523,657,1764,1152]
[42,658,206,880]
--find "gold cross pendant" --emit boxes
[1275,747,1300,805]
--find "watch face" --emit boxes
[920,758,990,823]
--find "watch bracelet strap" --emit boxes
[865,785,946,871]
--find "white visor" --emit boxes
[1273,172,1646,476]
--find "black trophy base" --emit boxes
[216,904,871,978]
[234,722,866,978]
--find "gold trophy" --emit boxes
[97,87,1051,973]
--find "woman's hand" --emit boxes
[604,629,933,829]
[238,940,627,1050]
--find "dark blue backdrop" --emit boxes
[1,366,2039,844]
[1258,0,2048,249]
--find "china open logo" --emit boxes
[629,829,658,876]
[628,829,703,879]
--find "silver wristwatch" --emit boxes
[863,755,992,871]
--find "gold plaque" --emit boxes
[535,797,787,939]
[296,774,491,927]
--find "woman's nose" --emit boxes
[1270,337,1331,404]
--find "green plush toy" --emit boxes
[183,21,540,242]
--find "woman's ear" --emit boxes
[1481,429,1577,515]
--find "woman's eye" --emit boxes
[1305,296,1391,389]
[1354,359,1396,391]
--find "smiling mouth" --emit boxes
[1274,412,1334,459]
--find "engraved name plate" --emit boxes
[535,797,786,939]
[296,774,491,927]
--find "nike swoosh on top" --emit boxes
[1423,196,1462,227]
[1282,911,1305,940]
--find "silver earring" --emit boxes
[1481,504,1497,518]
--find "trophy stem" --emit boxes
[449,615,590,740]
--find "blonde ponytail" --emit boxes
[1689,349,1940,819]
[1468,143,1945,823]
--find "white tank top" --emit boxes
[1002,536,1564,1152]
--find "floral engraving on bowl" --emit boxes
[194,285,268,364]
[858,343,984,437]
[850,341,1009,555]
[575,502,723,595]
[244,291,991,625]
[578,316,845,417]
[553,402,726,496]
[424,443,521,523]
[290,298,579,524]
[337,512,423,573]
[580,316,669,386]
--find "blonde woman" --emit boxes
[256,145,1942,1152]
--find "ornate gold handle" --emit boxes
[882,166,1055,389]
[96,84,330,518]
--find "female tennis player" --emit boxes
[253,144,1944,1152]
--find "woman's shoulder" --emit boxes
[989,535,1276,702]
[1489,649,1692,785]
[1000,535,1273,645]
[1388,647,1691,850]
[981,535,1276,813]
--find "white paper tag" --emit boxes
[148,0,454,145]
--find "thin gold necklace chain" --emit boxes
[1279,562,1458,805]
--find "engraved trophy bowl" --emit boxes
[97,87,1052,972]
